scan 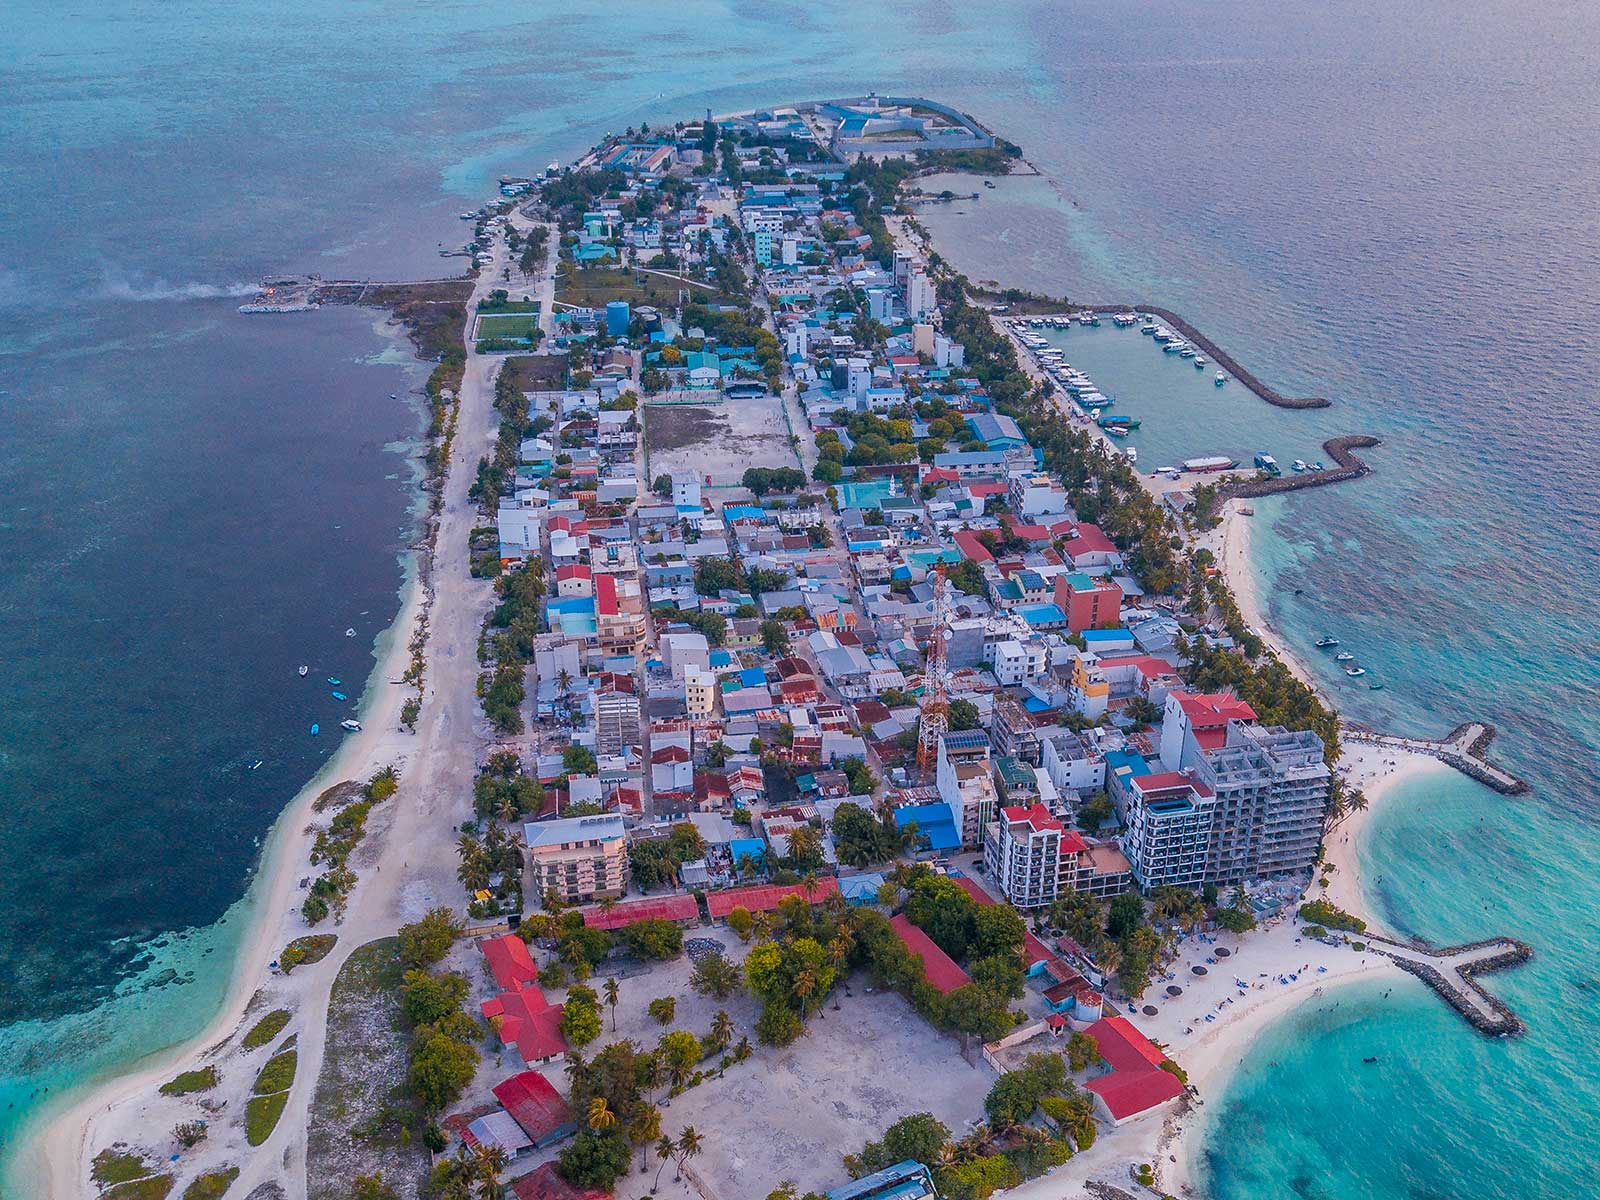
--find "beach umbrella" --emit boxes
[1215,947,1232,958]
[1166,985,1183,997]
[1192,965,1209,976]
[1142,1005,1158,1016]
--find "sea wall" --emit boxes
[1223,436,1382,499]
[1366,935,1533,1037]
[1088,304,1330,409]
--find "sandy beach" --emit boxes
[14,213,553,1200]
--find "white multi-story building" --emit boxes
[684,667,717,718]
[985,802,1070,909]
[1041,728,1107,797]
[935,729,999,848]
[1120,771,1215,890]
[984,637,1048,686]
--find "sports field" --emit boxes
[474,313,539,341]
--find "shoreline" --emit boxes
[13,551,430,1200]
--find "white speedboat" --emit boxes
[1215,372,1227,386]
[1335,651,1355,662]
[297,665,308,677]
[1292,460,1308,472]
[1125,447,1138,463]
[1194,356,1208,368]
[1344,666,1367,677]
[340,719,362,732]
[1315,635,1340,648]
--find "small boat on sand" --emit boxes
[340,719,362,732]
[298,665,308,677]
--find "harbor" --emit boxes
[1005,313,1379,495]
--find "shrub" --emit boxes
[241,1009,291,1051]
[159,1066,218,1096]
[1297,900,1366,933]
[252,1050,297,1096]
[246,1091,289,1145]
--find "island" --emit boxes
[33,94,1530,1200]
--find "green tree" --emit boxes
[647,996,678,1026]
[946,698,981,731]
[760,619,791,655]
[690,952,744,999]
[408,1028,479,1113]
[846,1112,952,1178]
[399,970,470,1027]
[1066,1030,1100,1072]
[561,995,603,1047]
[399,908,461,968]
[557,1128,631,1191]
[657,1029,702,1087]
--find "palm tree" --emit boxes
[562,1050,588,1091]
[603,976,620,1032]
[793,967,818,1019]
[674,1126,704,1182]
[587,1096,617,1133]
[471,1144,508,1200]
[627,1104,661,1173]
[494,791,518,824]
[639,1050,665,1097]
[653,1135,677,1190]
[710,1009,733,1052]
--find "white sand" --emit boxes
[17,215,556,1200]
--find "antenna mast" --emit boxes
[916,570,950,776]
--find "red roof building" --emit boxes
[492,1071,577,1146]
[580,893,700,930]
[952,530,995,563]
[704,877,841,919]
[510,1162,611,1200]
[889,914,970,994]
[951,875,997,907]
[481,933,539,992]
[1081,1016,1186,1124]
[1167,690,1258,752]
[481,984,568,1066]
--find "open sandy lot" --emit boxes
[631,982,988,1200]
[645,394,800,486]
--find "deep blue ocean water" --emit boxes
[3,2,1597,1196]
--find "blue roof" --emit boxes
[709,650,734,667]
[827,1161,935,1200]
[730,837,766,863]
[1104,749,1152,779]
[1023,695,1055,714]
[722,504,763,521]
[838,872,886,903]
[1082,627,1134,646]
[738,667,767,687]
[1017,602,1066,627]
[893,803,960,851]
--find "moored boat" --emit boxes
[297,665,308,677]
[310,723,320,736]
[1344,666,1367,677]
[1254,452,1281,477]
[1215,372,1226,386]
[1315,635,1340,648]
[331,691,348,701]
[340,719,362,732]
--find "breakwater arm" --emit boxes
[1089,303,1330,409]
[1361,934,1533,1036]
[1345,721,1529,795]
[1223,435,1382,498]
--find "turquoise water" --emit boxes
[5,2,1600,1197]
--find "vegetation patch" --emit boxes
[241,1009,291,1051]
[93,1149,152,1187]
[306,937,429,1200]
[1298,900,1367,933]
[102,1178,175,1200]
[245,1092,290,1147]
[252,1049,298,1096]
[181,1168,239,1200]
[159,1066,218,1096]
[280,934,337,973]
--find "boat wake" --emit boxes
[96,274,260,303]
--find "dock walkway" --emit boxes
[1346,721,1529,795]
[1361,934,1532,1035]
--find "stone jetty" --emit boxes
[1363,934,1533,1036]
[1345,721,1530,795]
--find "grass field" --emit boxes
[475,313,540,341]
[555,263,728,309]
